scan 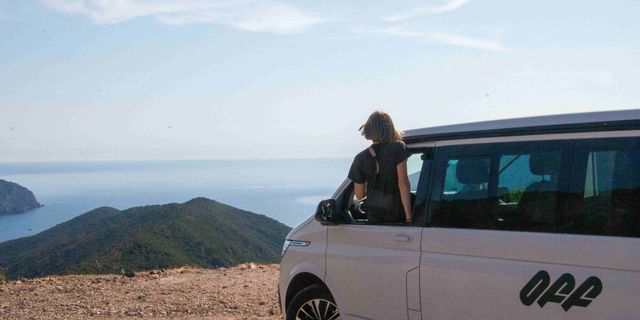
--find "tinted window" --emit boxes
[429,138,640,238]
[498,151,562,231]
[431,157,492,229]
[571,138,640,237]
[430,142,568,232]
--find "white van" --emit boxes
[279,110,640,320]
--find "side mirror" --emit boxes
[315,199,338,225]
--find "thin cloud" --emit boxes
[427,32,512,52]
[383,0,468,22]
[355,25,513,52]
[228,3,325,34]
[516,69,614,87]
[39,0,324,34]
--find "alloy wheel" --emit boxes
[295,298,340,320]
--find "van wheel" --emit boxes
[286,284,340,320]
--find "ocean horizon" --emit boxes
[0,158,351,243]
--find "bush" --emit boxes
[0,273,6,282]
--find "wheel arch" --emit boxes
[285,272,331,311]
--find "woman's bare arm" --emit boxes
[354,183,366,201]
[397,160,413,223]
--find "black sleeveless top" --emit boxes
[348,141,409,223]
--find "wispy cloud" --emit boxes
[426,32,512,52]
[227,3,324,34]
[39,0,324,34]
[516,69,614,87]
[353,25,512,52]
[383,0,468,22]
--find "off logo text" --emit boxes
[519,270,603,312]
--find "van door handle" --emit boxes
[392,235,412,242]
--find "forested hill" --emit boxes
[0,197,291,279]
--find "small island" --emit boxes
[0,179,42,215]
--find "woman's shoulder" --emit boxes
[379,141,407,164]
[393,140,406,147]
[353,148,371,161]
[386,140,406,151]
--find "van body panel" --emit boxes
[419,133,640,319]
[421,228,640,272]
[278,219,327,312]
[326,224,422,320]
[406,265,421,311]
[420,246,640,319]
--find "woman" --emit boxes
[348,111,413,224]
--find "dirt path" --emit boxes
[0,264,282,320]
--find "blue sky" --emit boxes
[1,0,639,161]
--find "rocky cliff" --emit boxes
[0,179,42,215]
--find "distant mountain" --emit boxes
[0,179,42,215]
[0,197,291,279]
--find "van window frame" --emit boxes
[410,147,436,227]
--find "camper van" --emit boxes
[279,110,640,320]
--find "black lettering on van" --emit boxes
[561,276,603,311]
[519,270,550,306]
[536,273,575,307]
[519,271,603,312]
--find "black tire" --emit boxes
[286,284,340,320]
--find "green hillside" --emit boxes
[0,197,291,279]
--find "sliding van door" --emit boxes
[420,138,640,319]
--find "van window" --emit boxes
[498,151,562,232]
[347,150,432,226]
[407,153,423,193]
[571,138,640,237]
[430,157,491,229]
[429,138,640,238]
[429,142,568,232]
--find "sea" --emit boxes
[0,158,351,244]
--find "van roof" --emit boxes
[403,109,640,143]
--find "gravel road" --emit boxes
[0,263,282,320]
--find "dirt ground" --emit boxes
[0,263,283,320]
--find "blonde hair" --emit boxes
[359,110,403,143]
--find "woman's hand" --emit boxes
[354,183,366,201]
